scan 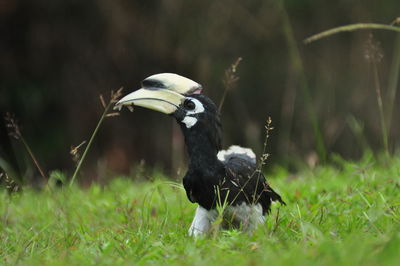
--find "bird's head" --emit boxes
[115,73,218,129]
[115,73,222,151]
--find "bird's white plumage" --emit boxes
[217,145,256,164]
[225,203,265,231]
[182,116,198,128]
[188,203,265,236]
[188,206,217,236]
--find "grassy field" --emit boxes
[1,155,399,265]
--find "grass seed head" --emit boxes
[223,57,242,90]
[364,33,383,63]
[4,112,21,140]
[99,94,106,108]
[111,87,124,103]
[0,171,20,193]
[70,141,87,163]
[390,17,400,25]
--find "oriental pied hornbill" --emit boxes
[115,73,285,236]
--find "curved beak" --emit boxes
[114,88,185,114]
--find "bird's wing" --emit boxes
[218,148,285,214]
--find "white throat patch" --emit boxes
[182,116,198,128]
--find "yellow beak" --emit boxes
[114,88,185,114]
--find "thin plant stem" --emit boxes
[218,87,229,113]
[372,64,389,155]
[218,57,242,113]
[19,135,47,180]
[386,34,400,136]
[4,113,47,182]
[271,207,281,234]
[304,23,400,44]
[69,88,123,186]
[253,117,272,203]
[69,103,111,187]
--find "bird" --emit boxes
[115,73,285,236]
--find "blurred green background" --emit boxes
[1,0,399,184]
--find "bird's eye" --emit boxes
[183,99,196,110]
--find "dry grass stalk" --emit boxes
[4,112,48,181]
[218,57,242,112]
[364,34,389,155]
[69,87,123,186]
[252,117,273,203]
[304,22,400,44]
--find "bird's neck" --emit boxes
[187,141,219,170]
[181,127,221,171]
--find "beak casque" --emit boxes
[114,73,201,114]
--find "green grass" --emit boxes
[1,155,400,265]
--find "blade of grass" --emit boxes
[372,62,389,155]
[346,115,372,154]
